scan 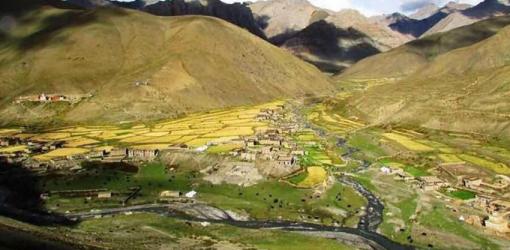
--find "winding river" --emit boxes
[0,104,412,250]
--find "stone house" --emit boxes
[277,155,296,167]
[462,176,483,189]
[102,148,128,162]
[160,190,181,198]
[291,150,305,156]
[259,139,282,146]
[488,200,510,214]
[418,176,449,191]
[127,148,159,161]
[0,138,10,147]
[97,192,112,199]
[240,152,256,162]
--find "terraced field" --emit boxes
[6,101,284,161]
[307,104,365,135]
[382,133,434,152]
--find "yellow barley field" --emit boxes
[203,127,254,138]
[139,135,182,144]
[298,167,327,188]
[459,154,510,175]
[0,145,28,153]
[66,138,99,147]
[142,132,170,137]
[131,144,172,150]
[438,154,464,163]
[382,133,434,152]
[35,148,90,161]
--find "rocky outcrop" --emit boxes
[169,203,250,221]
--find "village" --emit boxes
[0,103,325,208]
[377,155,510,236]
[1,100,509,247]
[0,103,304,172]
[14,93,92,104]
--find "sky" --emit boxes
[220,0,484,16]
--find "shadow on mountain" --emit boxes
[12,6,127,51]
[269,29,300,46]
[406,15,510,59]
[0,162,76,226]
[112,0,267,39]
[463,0,510,19]
[1,0,81,15]
[389,11,448,37]
[282,21,380,74]
[254,14,270,30]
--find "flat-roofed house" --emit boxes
[240,152,256,162]
[277,155,296,167]
[462,176,483,189]
[418,176,449,191]
[127,148,159,161]
[97,191,112,199]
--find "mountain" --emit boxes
[249,0,411,49]
[281,20,380,74]
[341,15,510,80]
[337,16,510,138]
[248,0,321,44]
[65,0,112,8]
[0,3,334,126]
[326,9,412,50]
[423,0,510,36]
[410,3,439,20]
[384,2,471,38]
[68,0,267,39]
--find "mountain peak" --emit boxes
[410,3,439,20]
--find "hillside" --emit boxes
[338,17,510,138]
[339,15,510,79]
[281,20,380,74]
[0,4,334,126]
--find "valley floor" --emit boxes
[0,98,509,249]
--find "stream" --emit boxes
[0,103,411,250]
[65,202,413,250]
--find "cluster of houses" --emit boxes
[379,162,510,235]
[229,132,300,168]
[0,134,161,170]
[14,93,92,104]
[460,175,510,234]
[0,137,66,166]
[134,79,150,87]
[100,148,160,163]
[227,108,305,170]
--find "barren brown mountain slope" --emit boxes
[423,0,510,36]
[339,15,510,80]
[338,18,510,138]
[0,5,334,126]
